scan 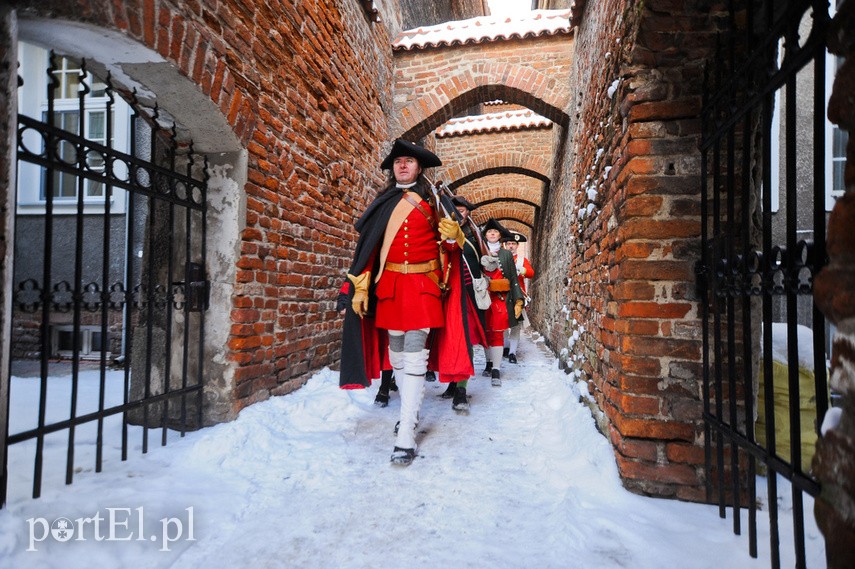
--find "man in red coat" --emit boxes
[480,219,525,387]
[339,139,460,466]
[503,232,534,364]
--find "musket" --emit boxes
[433,180,489,257]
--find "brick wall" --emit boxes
[392,34,574,140]
[532,0,720,500]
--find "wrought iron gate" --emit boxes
[697,1,837,567]
[2,50,210,506]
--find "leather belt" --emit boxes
[385,259,440,274]
[488,278,510,292]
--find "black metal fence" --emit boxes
[697,1,835,567]
[2,50,210,506]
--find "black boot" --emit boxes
[491,368,502,387]
[452,387,470,412]
[508,353,517,364]
[425,370,437,382]
[482,361,493,377]
[502,347,510,358]
[440,381,457,399]
[375,370,393,407]
[391,446,416,466]
[374,390,389,407]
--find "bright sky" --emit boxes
[488,0,533,16]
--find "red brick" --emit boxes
[666,442,706,465]
[620,336,701,360]
[617,301,692,319]
[615,455,702,486]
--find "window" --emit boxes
[51,325,110,359]
[16,42,131,215]
[44,56,111,202]
[827,53,847,210]
[45,108,110,200]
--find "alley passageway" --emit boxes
[0,332,823,568]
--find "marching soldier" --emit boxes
[339,139,461,466]
[479,219,524,387]
[503,232,534,364]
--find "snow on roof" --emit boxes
[435,109,552,137]
[393,9,574,51]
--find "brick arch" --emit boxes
[445,163,550,191]
[455,173,544,209]
[472,202,535,228]
[399,84,569,142]
[475,197,539,210]
[500,221,531,238]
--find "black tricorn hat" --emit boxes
[380,139,442,170]
[482,218,509,236]
[503,231,527,243]
[451,196,478,211]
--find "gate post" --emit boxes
[0,5,17,506]
[813,2,855,567]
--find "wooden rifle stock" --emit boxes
[433,181,488,257]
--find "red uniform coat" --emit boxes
[374,196,444,331]
[514,255,534,294]
[483,264,511,334]
[429,238,487,383]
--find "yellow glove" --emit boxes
[514,299,524,319]
[438,218,466,248]
[347,272,371,318]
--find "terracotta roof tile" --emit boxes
[435,109,552,137]
[393,9,574,51]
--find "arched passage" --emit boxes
[16,17,247,424]
[400,84,568,141]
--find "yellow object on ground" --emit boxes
[756,360,820,474]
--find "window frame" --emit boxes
[16,42,131,216]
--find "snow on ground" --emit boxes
[0,333,825,568]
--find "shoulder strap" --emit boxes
[401,192,435,228]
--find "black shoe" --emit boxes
[491,368,502,387]
[440,382,457,399]
[502,348,510,358]
[389,377,398,392]
[452,387,470,412]
[390,447,416,465]
[508,353,517,364]
[425,370,436,382]
[374,390,390,407]
[482,362,493,377]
